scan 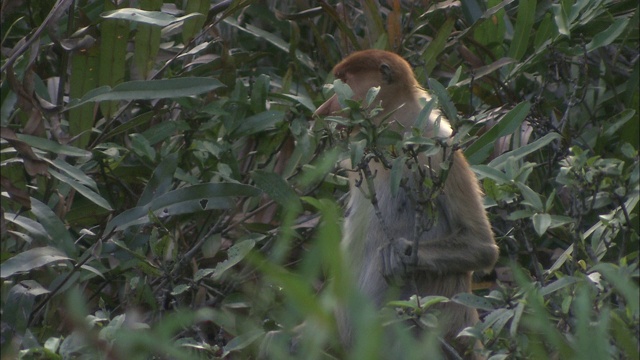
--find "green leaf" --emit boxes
[69,46,99,149]
[427,78,458,125]
[603,109,636,138]
[389,156,405,197]
[271,93,316,113]
[67,78,225,109]
[471,164,510,183]
[414,98,436,130]
[546,244,574,275]
[455,58,516,86]
[30,198,77,255]
[47,158,98,191]
[350,139,366,168]
[250,170,301,210]
[508,0,536,61]
[532,213,552,236]
[488,133,562,170]
[586,18,630,52]
[49,169,113,211]
[552,3,570,37]
[332,79,354,108]
[534,12,557,49]
[138,153,177,206]
[464,102,531,165]
[99,1,129,118]
[223,17,315,71]
[182,0,208,43]
[129,133,156,161]
[480,308,514,334]
[517,183,543,211]
[418,295,450,309]
[539,276,578,296]
[509,301,525,337]
[229,110,285,137]
[364,86,380,108]
[451,293,498,311]
[3,213,49,244]
[213,240,256,281]
[16,134,91,157]
[591,263,639,316]
[133,1,163,78]
[222,328,264,355]
[101,8,204,27]
[418,17,455,78]
[251,74,270,113]
[1,247,71,278]
[105,183,261,232]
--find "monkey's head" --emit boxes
[315,50,421,120]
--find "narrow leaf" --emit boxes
[101,8,203,27]
[586,18,629,52]
[471,164,510,183]
[418,18,455,78]
[465,102,531,164]
[99,1,129,118]
[16,134,91,157]
[67,78,225,108]
[488,133,561,170]
[133,0,163,78]
[182,0,208,43]
[539,276,578,296]
[508,0,536,61]
[69,46,99,149]
[105,183,260,232]
[49,170,113,210]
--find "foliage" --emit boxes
[1,0,638,359]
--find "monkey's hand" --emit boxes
[380,237,415,283]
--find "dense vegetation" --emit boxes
[1,0,638,359]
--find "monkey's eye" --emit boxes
[404,246,413,257]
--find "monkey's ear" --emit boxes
[380,63,393,83]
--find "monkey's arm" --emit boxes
[381,151,499,277]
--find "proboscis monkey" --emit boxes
[314,50,499,359]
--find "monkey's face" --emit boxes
[313,69,384,119]
[315,50,417,120]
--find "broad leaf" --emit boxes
[1,247,72,278]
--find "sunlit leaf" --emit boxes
[101,8,203,27]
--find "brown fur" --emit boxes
[315,50,499,359]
